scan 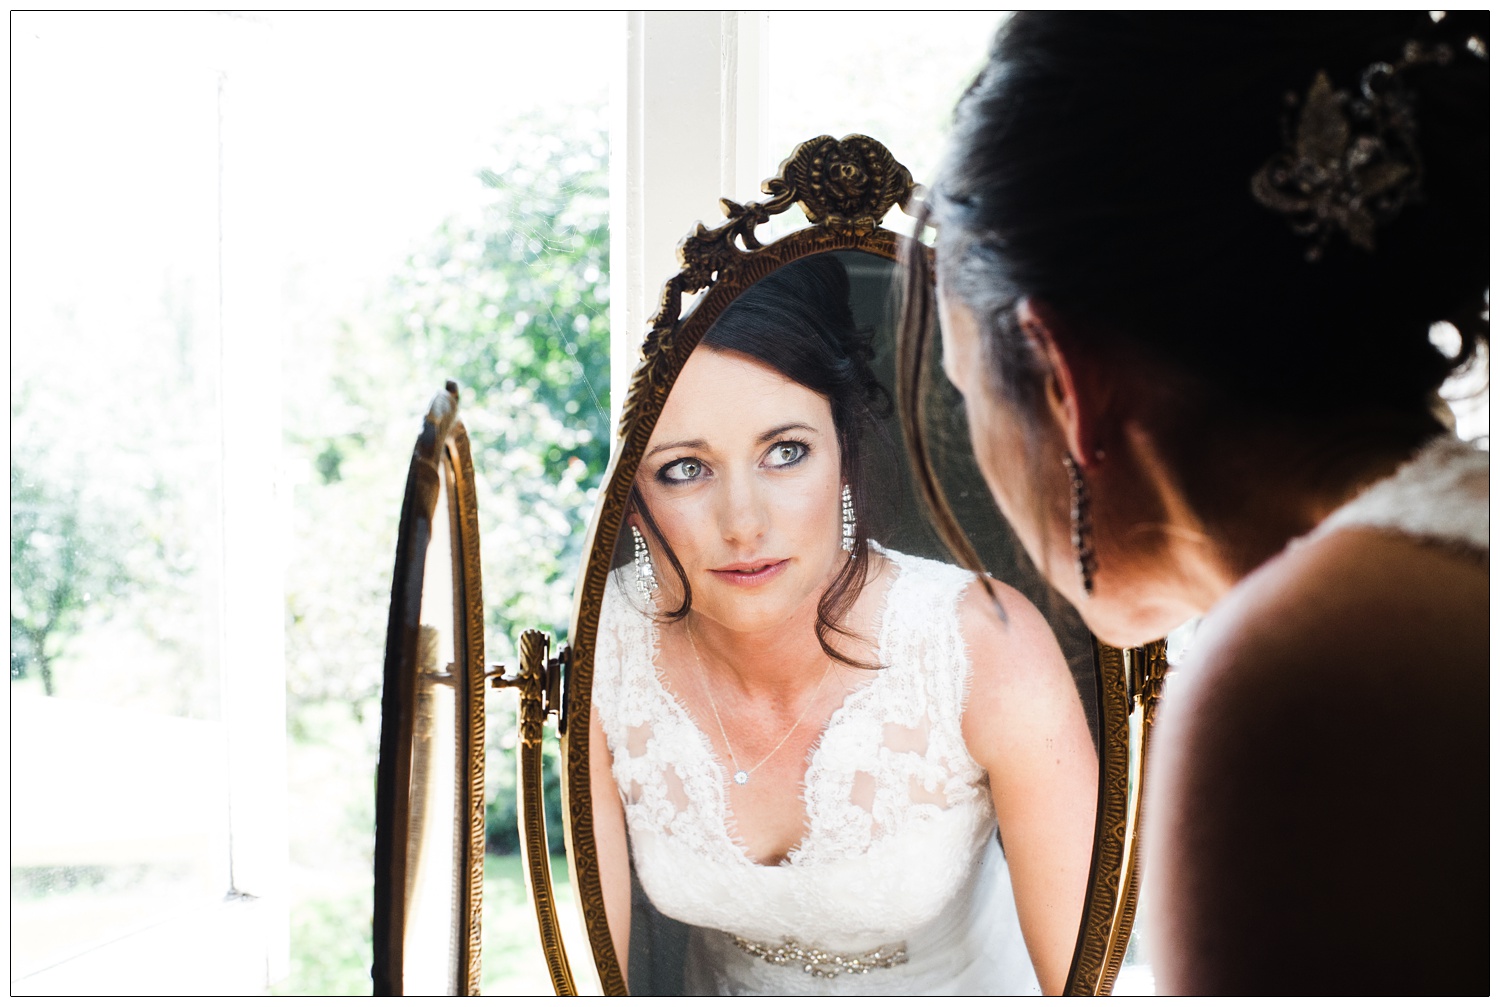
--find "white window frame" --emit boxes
[609,11,769,434]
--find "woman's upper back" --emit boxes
[1144,433,1489,992]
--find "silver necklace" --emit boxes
[684,619,832,786]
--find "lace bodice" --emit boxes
[594,545,1040,994]
[1302,432,1488,553]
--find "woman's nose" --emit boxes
[717,471,768,545]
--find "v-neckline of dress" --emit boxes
[638,551,906,868]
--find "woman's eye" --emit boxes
[660,459,704,483]
[767,441,807,467]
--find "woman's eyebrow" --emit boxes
[646,423,819,459]
[757,422,818,444]
[645,437,708,459]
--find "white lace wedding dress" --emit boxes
[594,545,1041,995]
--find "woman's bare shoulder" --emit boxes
[1144,529,1488,993]
[955,574,1087,764]
[957,574,1071,688]
[869,546,1063,682]
[1178,525,1486,717]
[1159,523,1489,794]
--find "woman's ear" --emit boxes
[1016,297,1111,470]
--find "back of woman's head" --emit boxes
[932,11,1488,420]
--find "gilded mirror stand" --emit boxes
[492,631,578,994]
[1075,640,1169,994]
[1097,640,1170,992]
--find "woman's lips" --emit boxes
[708,558,788,588]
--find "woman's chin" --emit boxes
[1071,580,1197,650]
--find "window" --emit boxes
[12,11,612,995]
[12,13,283,993]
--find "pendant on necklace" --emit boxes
[733,770,749,785]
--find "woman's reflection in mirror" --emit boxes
[590,255,1097,994]
[902,11,1488,994]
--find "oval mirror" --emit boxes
[556,135,1162,996]
[373,383,487,996]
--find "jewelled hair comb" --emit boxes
[1250,38,1468,262]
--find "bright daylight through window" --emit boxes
[11,12,610,994]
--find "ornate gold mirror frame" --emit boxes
[374,383,487,996]
[540,134,1170,996]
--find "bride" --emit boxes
[904,12,1487,993]
[588,255,1098,995]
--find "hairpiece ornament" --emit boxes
[840,484,856,554]
[632,524,658,597]
[1251,40,1460,262]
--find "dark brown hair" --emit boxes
[901,12,1489,570]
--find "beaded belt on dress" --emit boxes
[731,934,909,978]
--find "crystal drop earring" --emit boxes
[632,524,658,597]
[840,484,856,554]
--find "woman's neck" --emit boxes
[678,553,888,701]
[1129,411,1443,611]
[684,613,830,700]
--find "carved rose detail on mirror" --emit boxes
[776,133,914,228]
[624,134,914,422]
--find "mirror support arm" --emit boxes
[1071,640,1170,995]
[1070,644,1130,994]
[1096,641,1171,993]
[492,630,578,995]
[1126,640,1169,716]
